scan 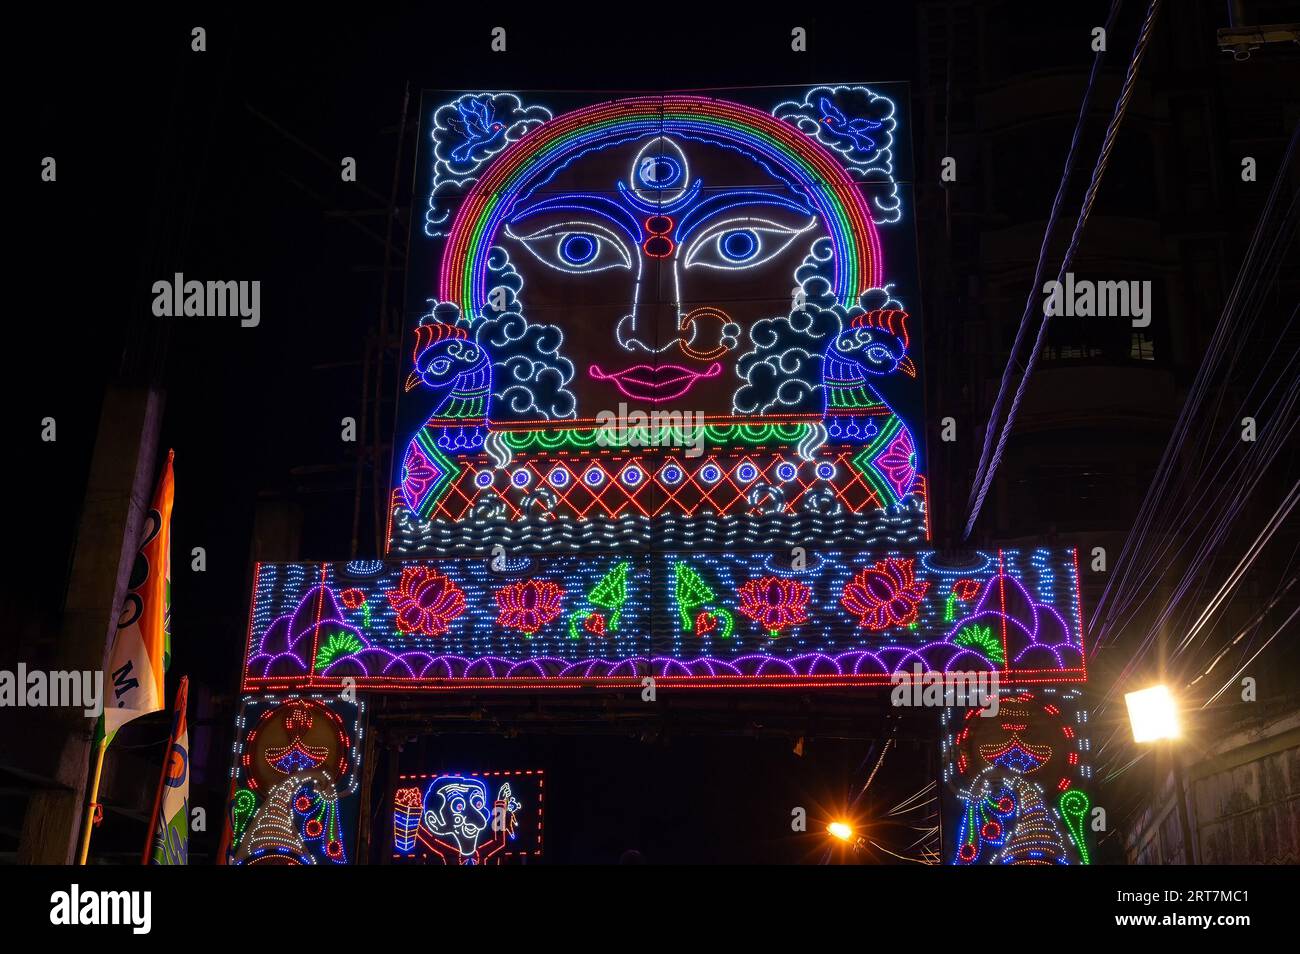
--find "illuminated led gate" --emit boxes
[225,84,1091,864]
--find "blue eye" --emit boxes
[560,233,597,266]
[683,217,815,271]
[506,221,633,273]
[720,229,759,262]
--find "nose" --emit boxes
[617,300,684,355]
[617,302,738,363]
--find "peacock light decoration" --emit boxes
[399,321,492,518]
[822,308,920,506]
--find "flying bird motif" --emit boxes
[449,97,507,166]
[818,96,883,153]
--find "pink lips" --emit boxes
[588,362,722,403]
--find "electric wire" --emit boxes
[965,0,1165,539]
[966,0,1125,520]
[1088,131,1299,641]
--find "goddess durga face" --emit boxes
[503,135,818,408]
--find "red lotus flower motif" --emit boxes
[841,558,930,630]
[339,588,366,610]
[694,610,718,637]
[496,579,566,636]
[736,576,811,638]
[386,566,466,636]
[583,612,607,636]
[953,578,980,602]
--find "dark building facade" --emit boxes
[915,0,1300,862]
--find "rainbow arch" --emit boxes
[437,95,884,320]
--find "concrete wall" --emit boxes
[1124,710,1300,864]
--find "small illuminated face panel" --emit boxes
[424,777,491,856]
[502,135,818,409]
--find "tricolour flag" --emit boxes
[102,449,174,737]
[146,675,189,864]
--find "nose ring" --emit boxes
[678,307,733,361]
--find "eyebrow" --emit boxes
[675,190,816,243]
[506,193,643,246]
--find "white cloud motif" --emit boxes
[424,93,552,237]
[773,85,901,225]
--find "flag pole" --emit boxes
[77,735,108,865]
[141,714,170,865]
[142,676,188,864]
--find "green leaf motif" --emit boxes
[588,562,630,629]
[231,788,257,847]
[315,629,364,670]
[674,562,716,629]
[953,624,1003,665]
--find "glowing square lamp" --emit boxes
[1125,684,1180,743]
